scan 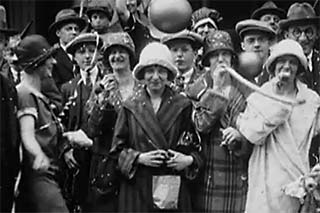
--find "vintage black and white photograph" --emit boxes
[0,0,319,212]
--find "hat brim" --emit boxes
[19,46,58,73]
[239,27,276,39]
[202,47,235,67]
[67,39,103,55]
[251,8,286,20]
[48,18,87,36]
[133,59,177,81]
[279,17,320,29]
[163,37,203,50]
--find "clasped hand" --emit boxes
[137,149,193,171]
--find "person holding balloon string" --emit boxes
[185,30,250,213]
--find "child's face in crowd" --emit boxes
[169,40,196,74]
[90,11,110,31]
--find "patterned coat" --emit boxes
[110,86,203,212]
[186,71,250,213]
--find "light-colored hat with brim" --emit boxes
[264,39,307,75]
[279,2,320,30]
[235,19,276,39]
[133,42,177,81]
[66,33,104,55]
[162,29,203,50]
[202,30,235,67]
[251,1,286,20]
[48,9,86,36]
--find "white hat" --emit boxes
[133,42,178,81]
[264,39,308,74]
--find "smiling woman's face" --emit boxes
[143,65,169,93]
[107,46,130,71]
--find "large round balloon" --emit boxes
[238,52,263,79]
[149,0,192,33]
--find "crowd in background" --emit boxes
[1,0,319,212]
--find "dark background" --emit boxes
[0,0,318,44]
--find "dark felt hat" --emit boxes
[279,2,320,30]
[0,5,18,36]
[48,9,86,35]
[251,1,286,20]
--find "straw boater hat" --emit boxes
[66,33,104,55]
[264,39,308,75]
[235,19,276,39]
[48,9,86,35]
[13,35,57,73]
[251,1,286,20]
[202,30,235,67]
[191,7,222,31]
[0,5,18,36]
[161,29,203,50]
[102,32,136,67]
[133,42,178,81]
[279,2,320,30]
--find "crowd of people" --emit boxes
[0,0,319,212]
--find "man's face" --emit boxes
[169,40,196,74]
[208,49,232,71]
[285,24,318,56]
[107,46,130,71]
[143,65,168,93]
[90,11,110,32]
[260,14,280,33]
[73,44,97,71]
[195,22,216,38]
[241,32,271,62]
[56,23,80,45]
[274,55,299,87]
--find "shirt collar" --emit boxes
[80,66,99,85]
[182,67,194,84]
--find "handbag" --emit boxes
[152,175,181,210]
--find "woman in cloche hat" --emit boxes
[109,42,203,212]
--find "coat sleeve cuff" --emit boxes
[118,148,141,179]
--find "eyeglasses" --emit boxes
[289,27,315,40]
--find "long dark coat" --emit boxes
[110,86,203,212]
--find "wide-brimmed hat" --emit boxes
[202,30,235,66]
[251,1,286,20]
[279,2,320,30]
[66,33,104,55]
[191,7,222,31]
[235,19,276,39]
[264,39,307,74]
[86,0,114,20]
[0,5,18,36]
[13,34,57,73]
[161,29,203,50]
[48,9,86,35]
[133,42,177,81]
[102,32,135,65]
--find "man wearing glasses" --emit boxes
[280,2,320,169]
[280,2,319,95]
